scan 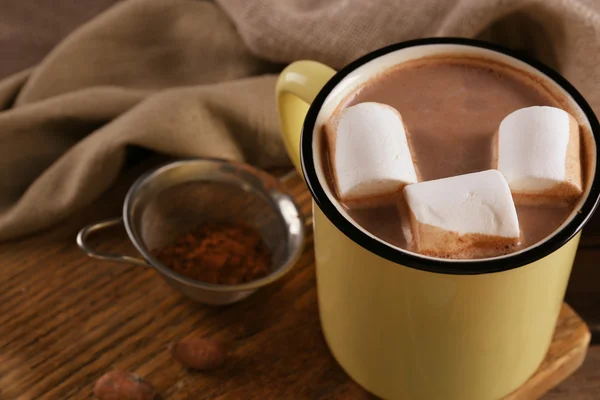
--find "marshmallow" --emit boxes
[403,169,520,258]
[324,102,418,207]
[497,106,582,205]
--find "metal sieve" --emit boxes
[77,158,306,305]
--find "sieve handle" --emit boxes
[76,217,149,267]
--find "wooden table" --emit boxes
[1,164,599,400]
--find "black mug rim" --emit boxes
[300,37,600,275]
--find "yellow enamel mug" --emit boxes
[275,38,600,400]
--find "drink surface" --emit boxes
[322,57,582,256]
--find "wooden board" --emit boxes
[0,168,592,399]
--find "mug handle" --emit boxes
[276,61,336,173]
[76,217,149,267]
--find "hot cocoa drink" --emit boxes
[322,57,589,259]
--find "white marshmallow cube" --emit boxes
[403,169,520,258]
[497,106,582,205]
[325,102,418,207]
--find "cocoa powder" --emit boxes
[152,222,271,285]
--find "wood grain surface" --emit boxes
[0,165,599,400]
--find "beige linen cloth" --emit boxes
[1,0,600,241]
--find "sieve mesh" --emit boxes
[131,179,289,273]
